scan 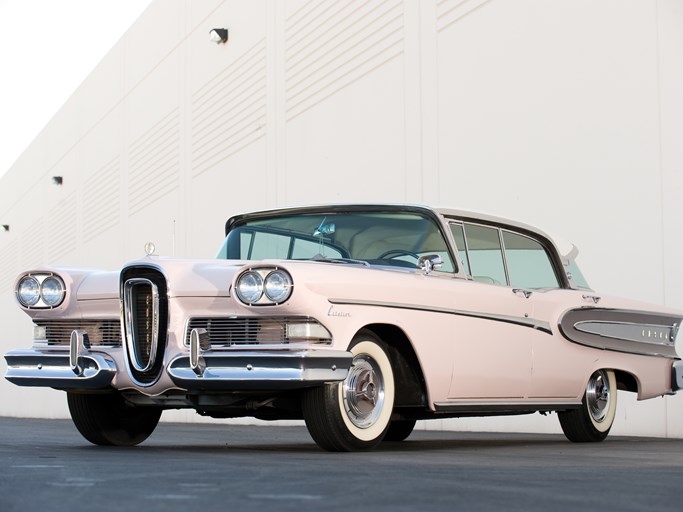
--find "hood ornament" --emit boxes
[144,242,156,256]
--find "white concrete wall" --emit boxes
[1,0,682,437]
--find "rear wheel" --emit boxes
[383,419,416,442]
[302,330,395,451]
[67,392,161,446]
[559,369,617,442]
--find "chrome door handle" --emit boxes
[513,288,532,299]
[582,294,601,304]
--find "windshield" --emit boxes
[217,211,455,271]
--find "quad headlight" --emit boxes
[264,270,293,303]
[16,273,66,309]
[236,271,264,304]
[17,276,40,307]
[235,268,293,306]
[41,276,66,306]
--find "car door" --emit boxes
[496,229,580,399]
[447,223,534,399]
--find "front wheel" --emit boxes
[558,369,617,442]
[302,331,395,451]
[67,392,162,446]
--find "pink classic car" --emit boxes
[5,205,683,451]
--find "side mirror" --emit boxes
[417,254,444,275]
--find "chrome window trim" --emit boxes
[498,227,511,286]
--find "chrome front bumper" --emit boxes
[167,350,352,390]
[5,347,353,392]
[4,349,117,389]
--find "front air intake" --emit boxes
[124,278,158,371]
[121,266,168,385]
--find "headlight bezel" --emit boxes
[235,267,293,306]
[15,273,67,309]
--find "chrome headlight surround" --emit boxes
[15,273,66,309]
[235,267,293,306]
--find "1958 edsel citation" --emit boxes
[5,205,682,451]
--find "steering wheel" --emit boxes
[377,249,421,261]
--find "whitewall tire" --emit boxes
[559,369,617,442]
[302,330,395,451]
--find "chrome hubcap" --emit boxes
[342,354,384,429]
[586,370,611,423]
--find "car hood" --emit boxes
[118,257,247,298]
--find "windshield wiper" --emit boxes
[310,255,370,266]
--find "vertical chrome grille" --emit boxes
[121,266,168,386]
[124,278,159,372]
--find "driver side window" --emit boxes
[462,224,507,285]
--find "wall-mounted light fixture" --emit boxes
[2,225,9,232]
[209,28,228,44]
[52,176,63,186]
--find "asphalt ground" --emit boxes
[1,417,682,512]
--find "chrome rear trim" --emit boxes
[559,308,682,358]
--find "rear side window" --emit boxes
[502,231,559,289]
